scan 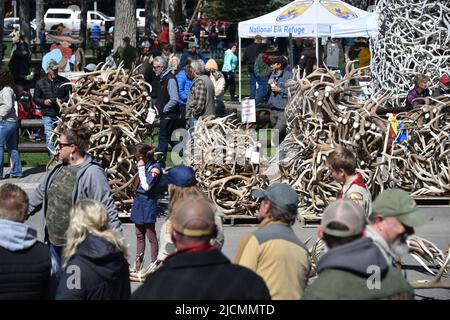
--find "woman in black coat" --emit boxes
[55,200,130,300]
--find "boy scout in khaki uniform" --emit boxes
[327,146,372,216]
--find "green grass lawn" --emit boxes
[19,152,50,167]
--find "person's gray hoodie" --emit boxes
[28,154,122,242]
[317,237,388,277]
[0,219,37,251]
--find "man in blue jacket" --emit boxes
[176,57,193,129]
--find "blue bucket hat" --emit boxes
[161,165,197,187]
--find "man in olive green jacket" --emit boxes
[302,200,413,300]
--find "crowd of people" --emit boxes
[0,139,430,299]
[0,23,447,301]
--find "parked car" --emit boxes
[3,17,37,41]
[44,8,114,32]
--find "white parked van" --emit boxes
[44,8,114,32]
[136,9,145,28]
[136,9,169,28]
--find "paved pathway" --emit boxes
[1,167,449,299]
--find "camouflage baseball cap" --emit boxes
[371,189,428,228]
[321,200,366,237]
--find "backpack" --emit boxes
[175,32,184,52]
[208,28,218,44]
[17,90,40,120]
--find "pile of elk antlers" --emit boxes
[279,64,390,217]
[371,0,450,107]
[54,65,153,211]
[408,235,450,289]
[277,63,450,219]
[386,96,450,196]
[185,115,269,216]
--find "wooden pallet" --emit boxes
[222,215,259,226]
[300,214,322,225]
[412,197,450,207]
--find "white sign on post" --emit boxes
[145,108,156,124]
[241,99,256,124]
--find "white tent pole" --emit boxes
[239,36,242,101]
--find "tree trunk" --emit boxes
[152,0,162,34]
[35,0,44,48]
[18,0,31,44]
[168,0,183,26]
[80,0,88,50]
[144,0,162,36]
[114,0,137,49]
[181,0,187,19]
[0,0,4,63]
[166,0,175,45]
[144,0,153,36]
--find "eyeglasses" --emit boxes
[153,65,162,70]
[56,141,72,148]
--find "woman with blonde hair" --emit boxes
[55,199,130,300]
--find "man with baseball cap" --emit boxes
[367,188,428,265]
[302,199,413,299]
[235,183,311,299]
[133,195,270,299]
[34,59,71,157]
[179,41,206,69]
[267,55,292,145]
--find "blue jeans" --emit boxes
[210,45,217,59]
[188,116,197,131]
[256,76,269,105]
[42,116,57,157]
[157,117,177,162]
[0,120,22,178]
[249,71,257,99]
[217,41,224,59]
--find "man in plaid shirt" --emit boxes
[186,60,215,129]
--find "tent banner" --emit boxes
[239,24,316,37]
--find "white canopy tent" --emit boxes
[237,0,375,100]
[331,12,379,38]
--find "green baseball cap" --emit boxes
[371,189,428,228]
